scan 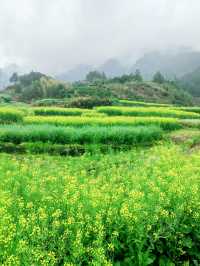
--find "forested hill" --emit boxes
[2,71,193,106]
[177,67,200,97]
[131,50,200,80]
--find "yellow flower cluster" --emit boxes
[0,144,200,264]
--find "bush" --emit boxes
[33,107,85,116]
[0,94,12,103]
[66,97,113,109]
[0,142,85,156]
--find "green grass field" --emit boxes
[0,103,200,264]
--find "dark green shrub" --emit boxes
[0,142,85,156]
[33,107,84,116]
[0,142,25,153]
[66,97,113,109]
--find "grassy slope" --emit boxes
[72,80,193,105]
[3,78,194,106]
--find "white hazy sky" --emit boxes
[0,0,200,74]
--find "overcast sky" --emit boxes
[0,0,200,74]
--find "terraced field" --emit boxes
[1,102,200,265]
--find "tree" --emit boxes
[9,72,18,83]
[86,71,107,82]
[134,69,143,82]
[153,71,165,84]
[6,71,68,102]
[19,71,46,86]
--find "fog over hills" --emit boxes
[0,64,22,89]
[131,49,200,80]
[0,63,31,90]
[98,59,126,78]
[1,1,200,85]
[57,58,127,82]
[55,48,200,82]
[1,0,200,75]
[57,64,93,82]
[2,47,200,87]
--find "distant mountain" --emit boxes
[131,50,200,80]
[57,64,93,82]
[57,59,127,82]
[178,67,200,97]
[98,59,126,78]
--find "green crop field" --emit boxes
[32,107,88,116]
[0,103,200,265]
[118,99,172,107]
[96,106,200,119]
[24,116,181,130]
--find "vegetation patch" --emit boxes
[169,129,200,144]
[1,145,200,264]
[0,125,163,146]
[96,106,200,119]
[24,116,181,131]
[0,142,86,156]
[118,99,172,107]
[33,107,86,116]
[0,108,24,123]
[175,106,200,114]
[180,119,200,128]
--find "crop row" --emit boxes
[118,99,172,107]
[33,107,87,116]
[96,106,200,119]
[0,125,163,145]
[0,108,24,123]
[32,106,200,119]
[0,106,199,124]
[24,116,181,131]
[174,107,200,114]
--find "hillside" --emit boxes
[67,79,192,106]
[177,67,200,97]
[3,71,193,106]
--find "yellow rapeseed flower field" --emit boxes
[0,144,200,264]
